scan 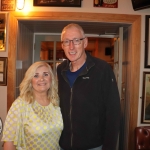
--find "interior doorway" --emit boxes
[8,12,141,150]
[33,26,127,150]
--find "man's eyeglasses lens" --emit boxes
[62,38,85,46]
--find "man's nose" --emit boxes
[69,40,74,49]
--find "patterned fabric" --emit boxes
[2,98,63,150]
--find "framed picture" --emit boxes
[145,15,150,68]
[0,13,7,52]
[93,0,118,8]
[0,30,5,51]
[141,72,150,123]
[1,0,16,11]
[0,57,7,86]
[33,0,82,7]
[0,117,3,135]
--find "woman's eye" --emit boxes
[44,73,49,76]
[34,74,39,78]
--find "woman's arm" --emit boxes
[2,99,23,149]
[3,141,16,150]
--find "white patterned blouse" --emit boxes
[1,98,63,150]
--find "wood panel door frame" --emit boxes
[8,12,141,150]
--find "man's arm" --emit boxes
[102,64,121,150]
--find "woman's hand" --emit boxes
[3,141,16,150]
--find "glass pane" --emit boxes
[46,62,61,76]
[40,41,54,60]
[47,62,54,70]
[56,41,67,61]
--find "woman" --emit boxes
[2,61,63,150]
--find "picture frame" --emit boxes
[1,0,16,11]
[141,72,150,123]
[0,117,3,135]
[93,0,118,8]
[144,15,150,68]
[33,0,82,7]
[0,30,5,51]
[0,57,7,86]
[0,13,7,52]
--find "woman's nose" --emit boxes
[40,76,44,81]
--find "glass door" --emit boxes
[34,34,66,75]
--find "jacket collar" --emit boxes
[62,51,95,73]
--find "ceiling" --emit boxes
[19,20,131,37]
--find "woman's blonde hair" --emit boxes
[19,61,59,106]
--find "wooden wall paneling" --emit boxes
[15,22,34,98]
[128,16,141,150]
[9,12,141,150]
[7,13,18,111]
[7,15,34,110]
[119,27,131,150]
[124,25,132,150]
[16,22,22,97]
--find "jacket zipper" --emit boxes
[61,64,92,149]
[70,88,73,148]
[68,68,90,148]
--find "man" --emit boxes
[57,23,121,150]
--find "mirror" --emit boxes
[0,13,7,52]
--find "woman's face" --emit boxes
[31,66,51,94]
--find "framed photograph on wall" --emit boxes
[93,0,118,8]
[33,0,82,7]
[0,117,3,135]
[141,72,150,123]
[1,0,16,11]
[0,30,5,51]
[0,57,7,86]
[145,15,150,68]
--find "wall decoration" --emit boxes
[33,0,82,7]
[0,118,3,135]
[1,0,16,11]
[93,0,118,8]
[145,15,150,68]
[0,31,5,51]
[141,72,150,123]
[0,13,7,52]
[0,57,7,86]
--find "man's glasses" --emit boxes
[62,37,85,46]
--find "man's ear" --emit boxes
[61,43,64,49]
[84,37,88,48]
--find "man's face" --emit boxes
[61,27,88,63]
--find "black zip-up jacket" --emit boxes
[57,52,121,150]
